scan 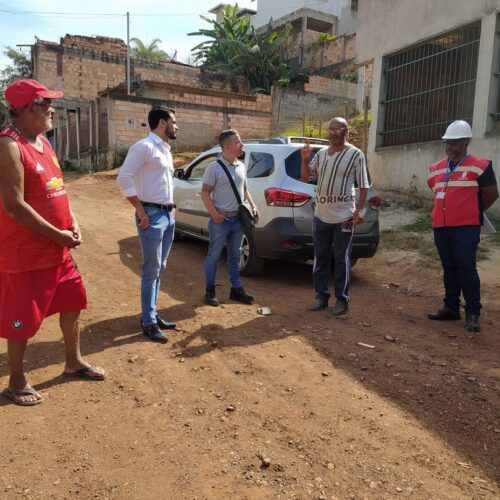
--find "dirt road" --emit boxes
[1,173,499,499]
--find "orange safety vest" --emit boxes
[0,125,72,272]
[427,154,490,228]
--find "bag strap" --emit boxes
[217,159,243,205]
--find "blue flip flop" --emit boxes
[2,386,44,406]
[64,365,106,381]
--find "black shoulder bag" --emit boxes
[217,159,255,229]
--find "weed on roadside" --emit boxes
[381,212,498,262]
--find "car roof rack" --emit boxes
[242,138,288,144]
[240,136,328,145]
[283,136,329,145]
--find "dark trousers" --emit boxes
[312,216,354,302]
[433,225,481,316]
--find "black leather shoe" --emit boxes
[331,299,348,316]
[156,315,176,330]
[229,286,254,304]
[310,297,328,311]
[427,308,461,321]
[142,323,169,344]
[204,287,220,306]
[465,314,480,333]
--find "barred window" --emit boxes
[381,23,480,147]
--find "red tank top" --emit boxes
[0,125,72,272]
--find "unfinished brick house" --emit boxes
[32,35,273,170]
[31,26,366,171]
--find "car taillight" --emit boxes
[265,188,311,207]
[368,195,381,210]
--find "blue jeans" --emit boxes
[312,216,354,302]
[136,206,175,326]
[433,225,481,315]
[205,216,244,288]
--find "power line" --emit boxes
[0,8,205,17]
[0,9,123,16]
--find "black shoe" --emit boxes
[427,308,461,321]
[465,314,480,333]
[156,315,176,330]
[229,286,254,304]
[310,297,328,311]
[142,323,169,344]
[204,287,220,307]
[331,299,348,316]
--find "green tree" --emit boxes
[189,4,298,93]
[130,38,170,63]
[190,4,254,66]
[0,46,32,125]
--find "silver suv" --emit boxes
[173,137,380,275]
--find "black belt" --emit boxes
[141,201,175,211]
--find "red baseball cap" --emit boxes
[4,79,63,109]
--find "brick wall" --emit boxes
[34,40,128,101]
[33,35,245,102]
[272,85,357,134]
[304,76,357,99]
[286,31,357,73]
[109,91,272,157]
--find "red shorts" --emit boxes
[0,257,87,340]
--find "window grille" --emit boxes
[381,23,480,146]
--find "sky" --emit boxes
[0,0,257,71]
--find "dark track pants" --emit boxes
[433,225,481,316]
[312,216,354,303]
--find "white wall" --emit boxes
[357,0,499,62]
[251,0,354,33]
[357,0,500,216]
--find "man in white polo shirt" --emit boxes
[301,117,370,316]
[117,106,178,343]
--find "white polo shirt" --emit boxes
[117,132,174,205]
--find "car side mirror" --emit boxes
[174,169,185,180]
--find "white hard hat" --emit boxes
[442,120,472,139]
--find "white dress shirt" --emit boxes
[117,132,174,205]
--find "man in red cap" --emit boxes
[0,79,105,406]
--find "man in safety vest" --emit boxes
[427,120,498,333]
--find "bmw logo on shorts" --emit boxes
[12,320,23,329]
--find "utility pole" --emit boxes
[126,12,131,95]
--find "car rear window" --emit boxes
[285,147,372,187]
[284,148,321,183]
[247,152,274,178]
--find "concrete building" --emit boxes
[250,0,357,36]
[357,0,500,216]
[209,1,358,68]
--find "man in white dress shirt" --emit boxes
[117,106,178,343]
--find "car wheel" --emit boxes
[240,230,264,276]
